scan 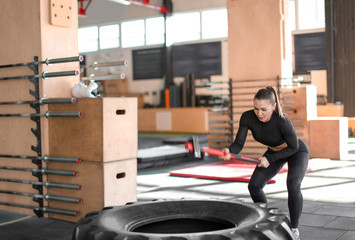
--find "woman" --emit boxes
[222,86,309,240]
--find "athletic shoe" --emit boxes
[292,228,300,240]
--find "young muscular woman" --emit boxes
[222,86,309,240]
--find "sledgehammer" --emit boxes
[185,136,261,164]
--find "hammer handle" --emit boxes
[231,153,261,164]
[202,147,260,164]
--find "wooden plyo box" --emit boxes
[281,85,317,146]
[317,103,344,117]
[281,85,317,122]
[102,79,128,96]
[48,97,137,163]
[47,97,138,222]
[309,117,348,160]
[47,158,137,222]
[138,107,210,133]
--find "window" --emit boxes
[298,0,325,30]
[78,26,98,53]
[167,12,200,43]
[146,17,165,45]
[201,9,228,39]
[121,20,145,48]
[99,24,120,49]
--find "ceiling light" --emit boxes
[107,0,131,5]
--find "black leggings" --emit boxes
[248,139,309,228]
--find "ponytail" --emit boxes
[254,86,284,118]
[266,86,284,118]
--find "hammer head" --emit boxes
[185,136,202,159]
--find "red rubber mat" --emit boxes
[169,160,289,183]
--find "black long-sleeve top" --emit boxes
[228,110,299,163]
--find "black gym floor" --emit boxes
[0,135,355,240]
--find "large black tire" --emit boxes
[73,199,295,240]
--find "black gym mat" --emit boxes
[137,145,193,169]
[137,135,208,169]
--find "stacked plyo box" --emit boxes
[280,85,317,146]
[281,85,348,160]
[47,97,137,222]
